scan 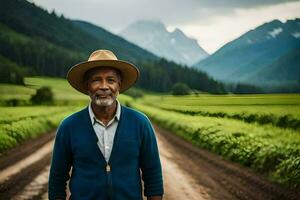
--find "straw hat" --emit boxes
[67,50,140,94]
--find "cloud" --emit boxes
[31,0,300,53]
[175,1,300,53]
[31,0,300,31]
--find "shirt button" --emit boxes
[105,146,109,149]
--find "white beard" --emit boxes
[94,97,114,106]
[91,91,119,107]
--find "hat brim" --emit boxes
[67,60,140,95]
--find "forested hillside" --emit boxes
[0,0,227,93]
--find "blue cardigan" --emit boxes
[48,105,163,200]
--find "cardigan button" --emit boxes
[106,164,111,172]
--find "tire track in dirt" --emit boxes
[0,133,54,200]
[156,127,211,200]
[153,124,300,200]
[11,166,50,200]
[0,153,51,199]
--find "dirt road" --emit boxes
[0,125,299,200]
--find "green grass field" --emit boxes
[1,77,299,188]
[141,94,300,130]
[25,77,88,101]
[0,76,88,105]
[132,94,300,188]
[142,94,300,114]
[0,76,132,154]
[0,76,131,105]
[0,105,83,154]
[0,83,36,100]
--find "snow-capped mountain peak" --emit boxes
[292,32,300,38]
[268,27,283,38]
[120,20,208,66]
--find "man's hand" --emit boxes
[148,196,163,200]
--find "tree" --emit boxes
[124,87,144,99]
[233,83,263,94]
[0,55,25,85]
[30,86,54,104]
[172,82,191,95]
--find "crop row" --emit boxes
[0,106,81,154]
[145,103,300,131]
[0,106,78,124]
[132,103,300,188]
[0,94,132,155]
[142,94,300,107]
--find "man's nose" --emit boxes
[99,81,109,90]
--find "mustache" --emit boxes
[93,90,112,96]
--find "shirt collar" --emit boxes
[88,100,121,126]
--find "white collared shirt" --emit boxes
[88,100,121,162]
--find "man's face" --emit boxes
[86,68,121,107]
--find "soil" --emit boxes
[154,125,300,200]
[0,125,299,200]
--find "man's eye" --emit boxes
[108,79,115,83]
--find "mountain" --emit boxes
[250,48,300,87]
[0,0,158,64]
[120,20,208,66]
[0,0,225,94]
[194,19,300,88]
[71,20,158,63]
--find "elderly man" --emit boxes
[48,50,164,200]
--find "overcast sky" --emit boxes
[31,0,300,54]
